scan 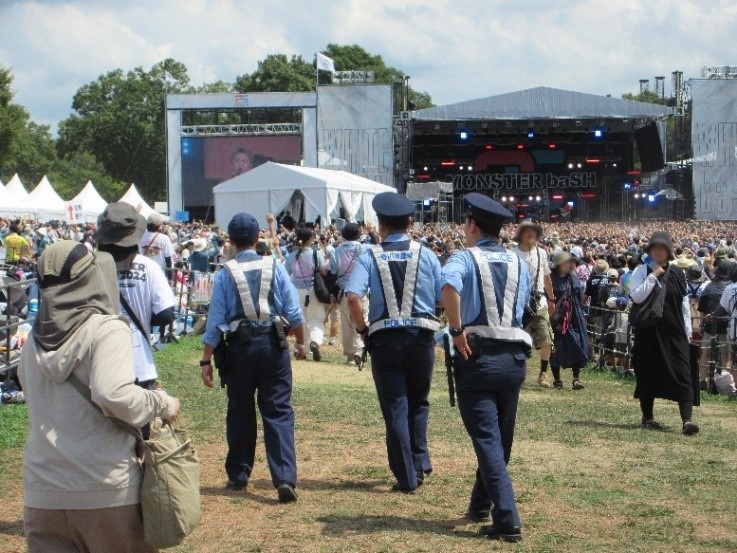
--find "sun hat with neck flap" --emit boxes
[34,241,120,351]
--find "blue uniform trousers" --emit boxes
[225,332,297,488]
[455,341,526,530]
[369,329,434,490]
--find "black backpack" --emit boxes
[311,250,340,304]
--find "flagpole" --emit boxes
[315,54,320,169]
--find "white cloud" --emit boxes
[1,0,736,131]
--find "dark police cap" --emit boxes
[464,192,512,226]
[372,192,414,218]
[227,212,260,242]
[93,202,146,248]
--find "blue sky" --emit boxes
[1,0,735,131]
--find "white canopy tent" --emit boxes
[213,162,396,228]
[72,180,108,219]
[120,184,156,219]
[2,176,67,220]
[4,174,28,204]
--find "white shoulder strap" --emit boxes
[468,247,522,327]
[224,258,274,321]
[370,241,422,319]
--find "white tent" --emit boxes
[120,184,156,219]
[72,180,108,217]
[213,162,397,228]
[0,176,67,219]
[4,173,28,203]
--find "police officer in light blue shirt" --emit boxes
[201,212,307,503]
[345,192,442,493]
[441,193,532,542]
[330,223,368,365]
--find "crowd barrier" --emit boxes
[586,305,737,392]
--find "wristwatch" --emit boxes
[199,360,211,367]
[448,326,465,337]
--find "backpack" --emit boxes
[311,250,339,304]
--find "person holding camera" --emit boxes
[512,221,555,388]
[201,212,307,501]
[441,194,531,542]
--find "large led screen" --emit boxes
[181,135,302,211]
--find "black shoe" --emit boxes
[553,379,563,389]
[277,483,298,503]
[642,419,665,431]
[391,483,416,494]
[479,525,522,542]
[465,509,492,523]
[682,421,700,436]
[354,353,363,369]
[226,479,247,492]
[416,470,425,487]
[310,342,322,362]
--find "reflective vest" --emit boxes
[464,246,533,347]
[368,240,440,336]
[224,258,276,332]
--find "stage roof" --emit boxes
[413,87,672,121]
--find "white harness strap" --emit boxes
[371,241,421,320]
[369,241,438,336]
[466,247,531,347]
[224,258,274,322]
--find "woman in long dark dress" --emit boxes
[549,252,589,390]
[630,232,699,435]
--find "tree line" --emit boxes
[0,45,433,204]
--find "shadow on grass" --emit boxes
[566,419,645,431]
[201,478,389,504]
[0,518,24,537]
[317,514,480,539]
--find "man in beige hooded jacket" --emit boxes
[19,241,180,553]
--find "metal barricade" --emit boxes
[586,305,634,375]
[0,269,37,378]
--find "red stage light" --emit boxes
[416,173,431,180]
[517,144,524,150]
[440,160,455,166]
[585,158,601,164]
[581,193,596,199]
[485,145,493,150]
[552,195,564,200]
[627,170,642,176]
[517,204,530,208]
[549,144,556,149]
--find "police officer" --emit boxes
[345,192,442,493]
[441,193,532,542]
[201,212,307,503]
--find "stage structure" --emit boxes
[403,87,673,223]
[166,85,395,221]
[691,72,737,220]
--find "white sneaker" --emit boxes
[328,339,338,347]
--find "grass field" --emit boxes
[2,337,737,552]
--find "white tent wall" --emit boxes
[72,180,108,220]
[213,163,396,229]
[120,184,156,219]
[4,174,28,204]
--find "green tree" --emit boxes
[49,151,127,202]
[0,66,29,172]
[58,58,191,202]
[235,54,315,93]
[622,90,667,105]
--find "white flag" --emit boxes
[316,52,335,73]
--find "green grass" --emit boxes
[2,337,737,552]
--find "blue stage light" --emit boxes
[648,194,655,202]
[624,183,632,190]
[594,128,604,139]
[527,128,535,139]
[459,131,469,140]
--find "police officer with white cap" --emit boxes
[441,193,532,542]
[201,212,306,503]
[345,192,442,493]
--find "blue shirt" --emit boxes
[442,239,531,328]
[345,234,442,323]
[202,250,304,348]
[330,240,366,289]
